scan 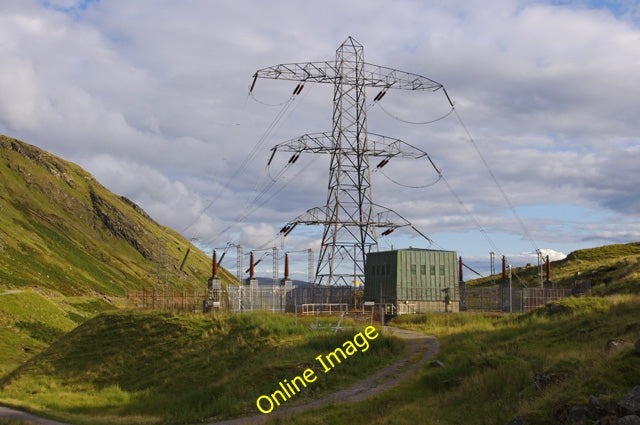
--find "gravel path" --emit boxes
[211,326,439,425]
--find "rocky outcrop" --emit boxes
[90,191,153,260]
[120,196,157,224]
[534,371,566,391]
[605,339,627,354]
[546,387,640,425]
[619,387,640,416]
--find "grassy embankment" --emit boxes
[0,311,403,425]
[265,295,640,425]
[0,290,115,378]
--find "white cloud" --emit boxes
[540,249,567,262]
[239,223,279,249]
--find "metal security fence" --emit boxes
[125,287,209,312]
[224,286,291,313]
[461,285,573,313]
[126,286,293,313]
[126,284,574,315]
[461,286,502,312]
[519,287,573,313]
[287,286,356,307]
[126,285,356,314]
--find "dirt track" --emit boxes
[212,326,439,425]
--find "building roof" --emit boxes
[372,247,457,254]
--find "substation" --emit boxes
[128,37,575,317]
[202,36,459,317]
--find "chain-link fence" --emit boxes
[126,283,574,315]
[461,285,573,313]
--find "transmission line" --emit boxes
[184,84,311,243]
[451,107,540,254]
[376,101,454,125]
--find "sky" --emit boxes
[1,0,639,281]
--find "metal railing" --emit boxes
[300,303,349,315]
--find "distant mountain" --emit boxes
[252,276,310,287]
[0,135,234,296]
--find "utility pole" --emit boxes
[251,36,445,286]
[508,264,513,313]
[307,248,314,285]
[490,251,495,285]
[223,243,243,311]
[536,249,543,288]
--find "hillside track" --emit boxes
[212,326,439,425]
[0,406,71,425]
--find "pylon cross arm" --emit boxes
[363,63,443,91]
[279,204,427,234]
[268,132,431,159]
[252,62,336,85]
[251,62,443,92]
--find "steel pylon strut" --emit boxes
[251,36,444,286]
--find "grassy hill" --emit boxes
[0,296,637,425]
[0,134,236,375]
[0,134,235,297]
[468,242,640,295]
[0,311,403,425]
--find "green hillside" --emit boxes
[0,134,235,297]
[468,242,640,295]
[0,134,236,375]
[0,289,120,377]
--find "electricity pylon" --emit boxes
[251,36,445,286]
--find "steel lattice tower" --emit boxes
[251,36,444,286]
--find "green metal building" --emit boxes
[364,248,460,313]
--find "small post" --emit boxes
[508,264,513,313]
[380,285,385,327]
